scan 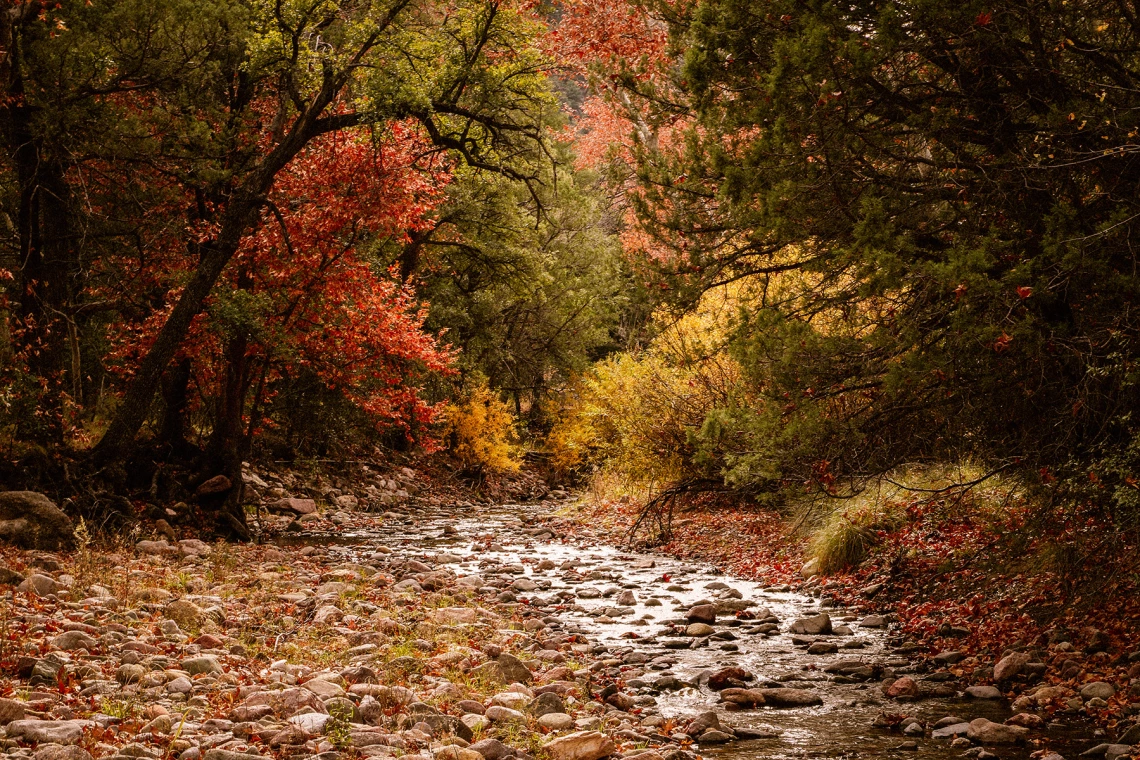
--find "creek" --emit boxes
[279,501,1093,760]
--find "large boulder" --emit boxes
[0,492,73,549]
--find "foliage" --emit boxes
[388,152,637,423]
[551,0,1140,521]
[546,284,744,488]
[0,0,582,487]
[442,380,521,474]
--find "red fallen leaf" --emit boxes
[1016,285,1033,299]
[975,11,993,25]
[994,332,1013,352]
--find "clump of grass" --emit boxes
[808,503,896,574]
[99,696,141,720]
[325,701,354,749]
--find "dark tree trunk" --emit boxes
[4,17,79,441]
[206,291,253,539]
[159,357,193,458]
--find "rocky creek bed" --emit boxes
[0,498,1127,760]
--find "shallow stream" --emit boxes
[278,502,1094,760]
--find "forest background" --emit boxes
[2,0,1139,589]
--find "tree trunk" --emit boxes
[91,241,246,466]
[206,300,252,539]
[3,10,81,440]
[158,357,193,458]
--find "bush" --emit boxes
[808,499,905,574]
[442,381,520,474]
[546,285,747,490]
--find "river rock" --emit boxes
[271,498,317,515]
[686,623,715,637]
[32,746,92,760]
[1117,723,1140,745]
[707,667,751,690]
[204,751,266,760]
[165,600,204,628]
[166,676,192,694]
[7,720,88,745]
[485,706,526,724]
[195,475,232,497]
[965,685,1002,699]
[684,711,722,736]
[0,697,26,724]
[19,573,62,596]
[886,676,920,699]
[719,688,765,707]
[50,630,96,651]
[790,613,832,635]
[432,607,477,625]
[181,655,222,675]
[966,718,1028,744]
[419,714,474,741]
[498,652,533,684]
[435,748,484,760]
[469,739,512,760]
[304,678,345,699]
[1081,745,1133,760]
[994,652,1031,682]
[686,604,718,624]
[178,538,211,556]
[0,565,24,585]
[529,691,566,716]
[700,730,734,743]
[313,604,343,624]
[1081,682,1115,701]
[0,491,73,549]
[931,723,971,739]
[539,713,575,730]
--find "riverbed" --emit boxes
[278,500,1095,760]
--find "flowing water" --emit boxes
[278,501,1096,760]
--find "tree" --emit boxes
[87,0,559,468]
[556,0,1140,512]
[393,157,631,419]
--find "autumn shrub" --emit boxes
[546,285,746,493]
[807,496,907,574]
[442,381,520,474]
